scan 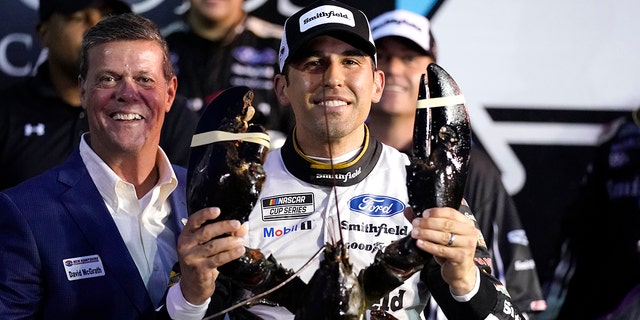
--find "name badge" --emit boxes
[63,254,105,281]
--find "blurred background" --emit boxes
[2,0,639,289]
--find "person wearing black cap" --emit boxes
[166,1,524,319]
[164,0,293,147]
[0,0,198,191]
[367,10,547,319]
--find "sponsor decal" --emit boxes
[507,229,530,246]
[230,62,274,78]
[261,193,314,221]
[607,176,640,199]
[514,259,536,271]
[299,5,355,32]
[348,194,405,217]
[232,46,277,65]
[502,300,519,318]
[474,257,492,267]
[263,221,312,238]
[62,254,105,281]
[24,123,44,136]
[371,290,406,313]
[315,166,362,183]
[345,241,385,253]
[341,221,408,237]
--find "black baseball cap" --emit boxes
[39,0,131,21]
[278,0,376,72]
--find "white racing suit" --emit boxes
[226,130,523,320]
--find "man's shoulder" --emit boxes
[379,143,411,164]
[1,164,69,204]
[162,20,191,43]
[245,15,283,40]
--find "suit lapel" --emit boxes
[57,151,153,314]
[168,165,188,241]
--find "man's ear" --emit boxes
[273,74,291,107]
[165,76,178,113]
[371,69,385,104]
[36,21,49,47]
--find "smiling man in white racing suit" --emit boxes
[163,1,525,319]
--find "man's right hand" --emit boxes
[177,207,247,305]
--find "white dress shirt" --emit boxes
[79,134,178,307]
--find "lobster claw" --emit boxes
[186,86,269,223]
[359,64,472,306]
[407,63,471,214]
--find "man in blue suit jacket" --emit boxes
[0,13,193,319]
[0,151,187,318]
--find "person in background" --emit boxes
[0,0,197,191]
[164,0,294,145]
[163,1,524,319]
[542,107,640,319]
[0,13,205,318]
[366,9,546,318]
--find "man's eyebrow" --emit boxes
[342,49,367,57]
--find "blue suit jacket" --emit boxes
[0,149,188,319]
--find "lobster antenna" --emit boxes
[203,246,327,319]
[322,74,345,247]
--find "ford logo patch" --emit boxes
[348,194,405,217]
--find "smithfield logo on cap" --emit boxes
[299,5,355,33]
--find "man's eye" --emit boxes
[305,60,322,67]
[403,56,417,64]
[344,58,359,65]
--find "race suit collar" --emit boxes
[280,125,383,186]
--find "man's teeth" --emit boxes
[319,100,346,107]
[112,113,143,120]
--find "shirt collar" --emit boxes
[79,133,178,210]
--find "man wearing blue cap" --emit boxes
[165,1,525,319]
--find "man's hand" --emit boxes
[177,207,247,305]
[410,207,478,295]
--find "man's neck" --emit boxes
[86,135,161,199]
[295,125,368,160]
[48,61,81,107]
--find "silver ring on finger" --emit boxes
[446,233,456,247]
